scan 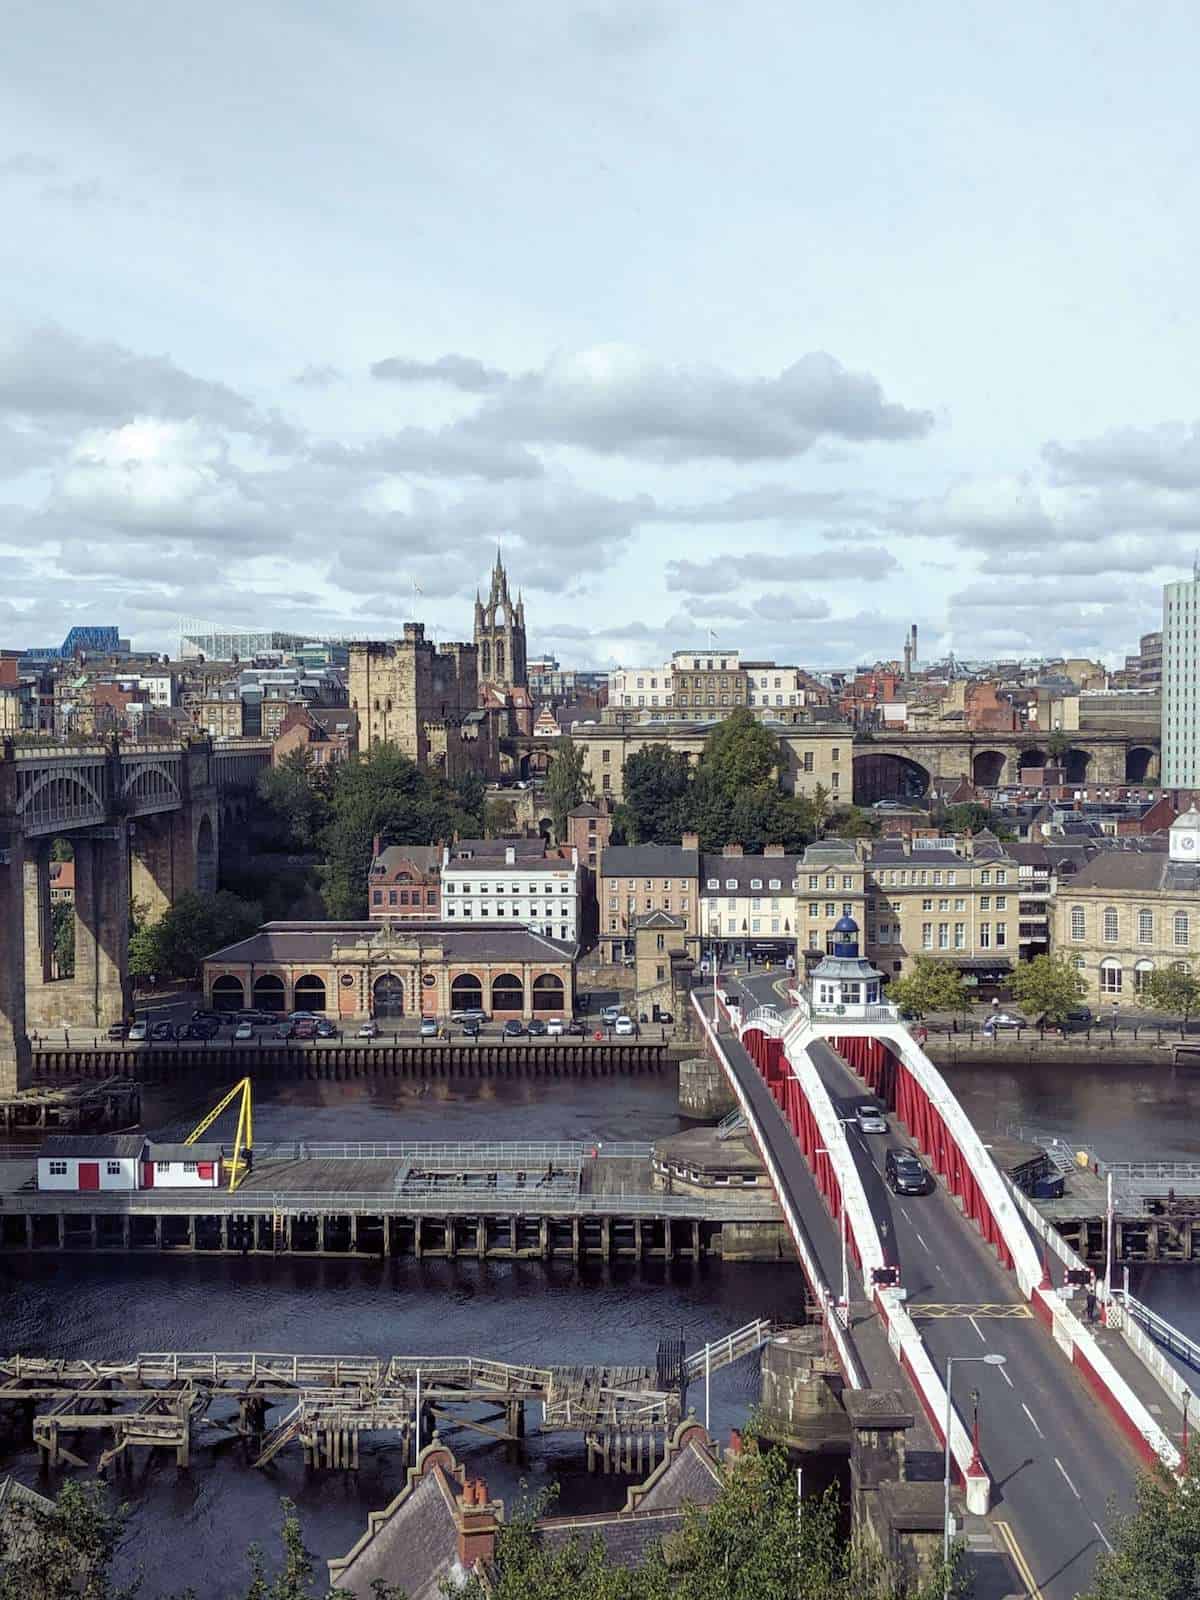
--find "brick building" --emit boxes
[368,843,443,920]
[597,837,701,962]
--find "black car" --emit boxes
[527,1018,548,1037]
[315,1019,338,1038]
[885,1147,931,1196]
[106,1021,129,1041]
[180,1019,219,1041]
[461,1019,482,1039]
[191,1008,223,1023]
[150,1021,176,1042]
[502,1019,526,1038]
[565,1020,587,1036]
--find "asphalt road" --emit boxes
[731,970,1140,1599]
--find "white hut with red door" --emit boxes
[37,1135,145,1192]
[142,1143,224,1189]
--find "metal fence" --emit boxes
[1113,1291,1200,1379]
[252,1140,653,1165]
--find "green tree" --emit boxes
[946,802,990,835]
[544,737,592,839]
[1081,1446,1200,1600]
[450,771,487,835]
[699,708,780,795]
[483,797,519,836]
[1008,953,1087,1023]
[827,805,878,840]
[128,890,261,982]
[620,745,693,844]
[51,900,75,979]
[257,749,333,851]
[1137,962,1200,1033]
[1046,728,1069,761]
[0,1479,135,1600]
[887,957,970,1019]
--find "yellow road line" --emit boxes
[911,1303,1033,1319]
[994,1519,1044,1599]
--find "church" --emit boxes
[473,552,533,737]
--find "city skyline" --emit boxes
[4,4,1200,667]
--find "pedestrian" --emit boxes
[1086,1288,1097,1323]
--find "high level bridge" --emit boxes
[0,736,271,1093]
[693,968,1185,1600]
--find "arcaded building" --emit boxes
[203,920,575,1021]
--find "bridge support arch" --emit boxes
[0,832,32,1095]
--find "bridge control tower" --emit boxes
[808,915,886,1018]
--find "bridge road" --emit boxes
[731,973,1138,1600]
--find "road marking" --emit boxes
[1055,1458,1082,1500]
[913,1228,931,1252]
[1021,1403,1044,1438]
[968,1314,987,1344]
[1093,1520,1114,1553]
[910,1303,1032,1318]
[998,1362,1014,1387]
[993,1520,1045,1599]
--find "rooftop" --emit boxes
[204,920,577,965]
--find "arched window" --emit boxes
[1137,909,1154,945]
[1102,907,1119,943]
[1134,959,1155,994]
[252,974,286,1013]
[1099,958,1122,995]
[1174,911,1190,948]
[491,972,523,1013]
[293,974,327,1013]
[1070,906,1086,941]
[212,974,245,1012]
[531,973,565,1013]
[451,973,484,1014]
[372,973,405,1018]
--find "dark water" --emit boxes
[0,1076,804,1595]
[2,1062,1197,1593]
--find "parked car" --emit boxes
[982,1011,1026,1034]
[885,1147,931,1195]
[527,1018,548,1037]
[150,1021,175,1042]
[599,1005,622,1025]
[357,1019,379,1039]
[451,1008,489,1024]
[234,1021,255,1041]
[614,1015,636,1037]
[856,1100,888,1135]
[191,1008,222,1024]
[106,1021,129,1041]
[181,1019,219,1041]
[461,1019,481,1039]
[127,1020,149,1042]
[656,1010,675,1025]
[545,1017,565,1037]
[1063,1006,1093,1030]
[292,1018,318,1040]
[274,1021,297,1040]
[316,1019,337,1038]
[502,1019,526,1038]
[288,1010,320,1023]
[566,1020,587,1037]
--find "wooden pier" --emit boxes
[0,1077,140,1136]
[0,1326,783,1478]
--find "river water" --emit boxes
[0,1060,1195,1593]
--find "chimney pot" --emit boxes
[505,846,515,865]
[723,843,743,857]
[681,831,700,851]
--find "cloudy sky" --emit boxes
[3,1,1199,670]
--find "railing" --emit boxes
[715,1108,747,1142]
[681,1318,776,1381]
[1112,1291,1200,1378]
[810,1002,900,1022]
[252,1140,653,1165]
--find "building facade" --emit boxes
[597,839,701,961]
[368,844,443,920]
[1162,572,1200,788]
[700,845,803,963]
[203,920,575,1021]
[439,844,580,945]
[349,625,479,762]
[1051,809,1200,1003]
[574,722,850,805]
[474,553,527,694]
[794,841,869,965]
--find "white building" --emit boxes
[37,1134,144,1192]
[1162,569,1200,788]
[440,844,580,944]
[142,1143,224,1188]
[610,662,676,711]
[742,663,807,712]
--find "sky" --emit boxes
[2,0,1200,671]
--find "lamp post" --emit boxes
[1183,1388,1192,1456]
[943,1353,1006,1596]
[1104,1170,1115,1313]
[815,1146,849,1322]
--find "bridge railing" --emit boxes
[253,1140,652,1165]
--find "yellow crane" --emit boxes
[184,1078,253,1192]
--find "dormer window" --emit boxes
[706,877,720,889]
[725,878,738,890]
[768,878,781,890]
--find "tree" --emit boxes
[128,890,262,982]
[827,806,877,840]
[51,901,75,979]
[620,745,693,844]
[946,802,990,836]
[257,749,334,852]
[1009,953,1087,1023]
[0,1479,135,1600]
[544,738,592,840]
[483,797,518,836]
[887,957,970,1019]
[1137,963,1200,1033]
[1081,1446,1200,1600]
[699,709,780,795]
[1046,728,1069,761]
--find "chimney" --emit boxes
[505,845,515,865]
[457,1477,500,1569]
[372,834,382,862]
[723,843,743,858]
[763,843,785,857]
[681,831,700,851]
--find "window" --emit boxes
[938,898,949,912]
[1137,909,1153,944]
[1071,906,1085,941]
[954,897,965,912]
[750,877,763,890]
[996,870,1007,884]
[726,878,738,890]
[105,1161,122,1176]
[1175,911,1190,947]
[768,878,781,890]
[1100,958,1123,994]
[954,922,965,949]
[937,923,949,949]
[995,922,1007,947]
[995,895,1007,911]
[809,903,819,918]
[1103,907,1119,943]
[980,870,991,885]
[921,897,933,911]
[921,923,932,949]
[707,877,719,889]
[980,922,991,948]
[1134,959,1155,994]
[48,1160,67,1176]
[980,895,991,911]
[157,1161,170,1172]
[825,902,836,916]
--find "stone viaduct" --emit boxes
[0,737,270,1094]
[852,729,1160,803]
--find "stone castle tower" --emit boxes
[474,551,527,693]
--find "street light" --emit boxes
[815,1146,849,1322]
[943,1352,1006,1596]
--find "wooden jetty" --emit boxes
[0,1077,140,1136]
[0,1325,782,1478]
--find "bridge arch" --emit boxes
[852,751,931,805]
[121,760,181,810]
[1125,745,1157,784]
[1016,748,1047,774]
[1062,747,1092,784]
[971,750,1007,788]
[195,812,217,895]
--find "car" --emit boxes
[886,1147,931,1195]
[656,1010,674,1025]
[566,1020,587,1036]
[150,1021,175,1042]
[191,1008,222,1023]
[127,1020,149,1042]
[234,1021,255,1041]
[182,1019,219,1041]
[106,1021,129,1041]
[855,1101,888,1135]
[527,1018,547,1037]
[502,1019,526,1038]
[288,1010,320,1023]
[614,1015,636,1036]
[419,1017,440,1038]
[1063,1006,1093,1030]
[982,1011,1026,1033]
[357,1020,379,1039]
[451,1008,489,1024]
[316,1019,337,1038]
[274,1021,297,1040]
[292,1018,318,1040]
[545,1017,565,1037]
[461,1019,481,1038]
[599,1005,622,1025]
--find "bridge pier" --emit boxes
[0,826,32,1096]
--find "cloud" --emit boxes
[370,354,509,392]
[309,427,543,482]
[0,151,59,178]
[1044,422,1200,491]
[459,345,934,463]
[291,364,343,388]
[751,593,831,623]
[652,486,861,524]
[665,546,897,593]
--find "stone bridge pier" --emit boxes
[1,830,31,1096]
[129,799,218,923]
[23,828,132,1033]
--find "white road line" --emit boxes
[1021,1403,1044,1438]
[998,1363,1014,1387]
[913,1229,931,1253]
[1093,1520,1114,1553]
[968,1314,987,1344]
[1055,1458,1082,1500]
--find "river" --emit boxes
[0,1059,1195,1593]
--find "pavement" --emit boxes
[729,967,1148,1600]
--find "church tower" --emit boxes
[474,551,527,694]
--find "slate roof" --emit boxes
[1069,854,1200,893]
[600,844,700,877]
[449,836,545,861]
[145,1143,223,1162]
[329,1463,467,1600]
[700,853,802,891]
[39,1134,145,1159]
[371,845,443,876]
[204,921,577,965]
